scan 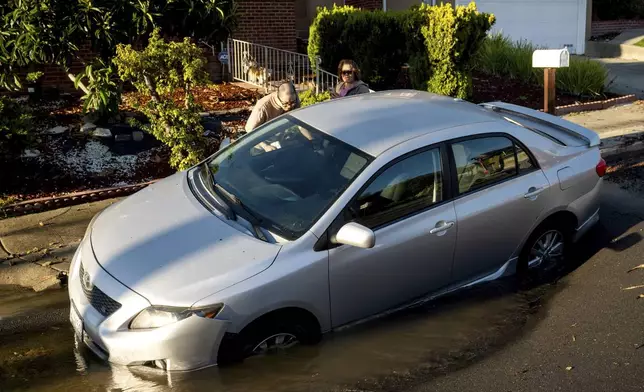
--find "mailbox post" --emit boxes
[532,48,570,114]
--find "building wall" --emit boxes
[296,0,339,39]
[344,0,382,10]
[387,0,419,11]
[585,0,593,40]
[233,0,297,51]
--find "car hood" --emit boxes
[90,172,281,307]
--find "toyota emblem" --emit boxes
[81,268,92,291]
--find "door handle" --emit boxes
[524,186,545,199]
[430,220,455,235]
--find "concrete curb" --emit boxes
[586,41,644,61]
[0,243,77,291]
[602,139,644,162]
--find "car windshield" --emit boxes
[206,116,373,240]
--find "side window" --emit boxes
[451,136,533,195]
[350,148,443,229]
[515,143,535,172]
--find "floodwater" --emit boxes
[0,281,558,392]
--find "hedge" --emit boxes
[308,2,495,98]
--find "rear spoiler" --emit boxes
[480,101,601,148]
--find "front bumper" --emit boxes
[68,237,231,371]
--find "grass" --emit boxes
[475,33,609,97]
[635,38,644,47]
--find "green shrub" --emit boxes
[299,90,331,107]
[74,59,121,120]
[114,28,209,170]
[555,57,608,97]
[25,71,43,83]
[476,33,608,97]
[475,33,539,83]
[308,3,495,98]
[0,96,34,157]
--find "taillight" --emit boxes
[596,158,607,177]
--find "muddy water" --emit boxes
[0,281,557,392]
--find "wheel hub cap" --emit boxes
[252,333,298,355]
[528,230,564,270]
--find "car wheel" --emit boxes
[518,222,571,282]
[218,314,320,365]
[241,316,318,358]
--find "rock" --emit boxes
[114,133,132,142]
[81,123,97,132]
[51,261,71,273]
[43,125,68,135]
[21,149,41,158]
[151,155,162,163]
[32,276,61,292]
[202,118,223,132]
[82,114,99,124]
[92,128,112,138]
[132,130,144,142]
[107,114,122,124]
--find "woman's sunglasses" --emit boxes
[341,70,354,76]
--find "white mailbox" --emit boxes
[532,48,570,68]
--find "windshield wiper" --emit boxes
[212,179,267,241]
[201,164,236,221]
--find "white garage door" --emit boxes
[456,0,587,54]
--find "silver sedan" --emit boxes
[68,90,604,371]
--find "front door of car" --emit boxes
[448,134,551,283]
[327,146,457,328]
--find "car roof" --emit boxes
[290,90,500,156]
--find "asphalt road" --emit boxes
[412,181,644,392]
[1,179,644,392]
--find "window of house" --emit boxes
[451,136,534,195]
[350,148,443,229]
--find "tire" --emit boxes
[517,220,572,284]
[218,313,320,365]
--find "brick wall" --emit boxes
[591,20,644,36]
[344,0,383,10]
[232,0,297,51]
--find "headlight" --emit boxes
[129,304,224,330]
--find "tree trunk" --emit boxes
[143,75,161,103]
[67,73,90,95]
[184,82,191,109]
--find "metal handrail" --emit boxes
[227,38,339,94]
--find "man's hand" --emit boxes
[258,141,277,152]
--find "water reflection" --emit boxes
[1,280,556,392]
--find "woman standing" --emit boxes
[332,59,370,98]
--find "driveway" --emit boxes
[595,58,644,98]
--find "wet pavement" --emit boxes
[0,280,555,392]
[2,179,644,392]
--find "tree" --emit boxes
[114,28,210,170]
[0,0,236,92]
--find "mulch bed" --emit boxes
[119,83,262,113]
[469,72,620,110]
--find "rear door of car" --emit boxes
[447,133,551,283]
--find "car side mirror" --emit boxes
[335,222,375,249]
